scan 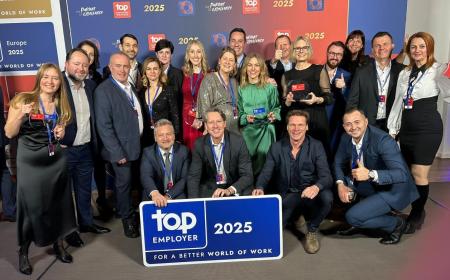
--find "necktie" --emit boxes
[351,144,359,169]
[163,152,172,190]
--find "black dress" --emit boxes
[283,65,332,151]
[16,115,76,246]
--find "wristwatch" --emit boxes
[368,170,376,181]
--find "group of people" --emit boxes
[2,27,450,275]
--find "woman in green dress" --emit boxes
[238,53,281,176]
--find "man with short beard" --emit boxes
[323,41,352,156]
[62,48,110,245]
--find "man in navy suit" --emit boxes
[253,110,333,254]
[324,41,352,156]
[95,52,144,238]
[62,49,110,248]
[188,108,253,198]
[334,108,418,244]
[140,119,189,207]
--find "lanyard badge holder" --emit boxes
[218,73,238,120]
[147,86,160,129]
[38,98,58,156]
[210,138,226,185]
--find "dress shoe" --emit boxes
[53,243,73,263]
[337,226,360,236]
[122,218,140,238]
[380,217,406,245]
[18,250,32,275]
[65,232,84,247]
[80,224,111,234]
[404,210,426,234]
[304,231,320,254]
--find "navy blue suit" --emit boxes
[95,78,143,219]
[334,125,419,232]
[140,142,189,199]
[256,136,333,230]
[326,67,351,156]
[61,74,97,226]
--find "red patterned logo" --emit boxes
[148,34,166,51]
[242,0,260,14]
[113,2,131,19]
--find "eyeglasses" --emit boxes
[327,51,343,58]
[293,46,310,52]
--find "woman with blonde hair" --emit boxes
[5,63,76,275]
[238,53,280,175]
[181,39,209,149]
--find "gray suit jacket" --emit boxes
[94,78,142,162]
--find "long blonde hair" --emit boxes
[182,39,209,76]
[10,63,72,124]
[240,53,269,88]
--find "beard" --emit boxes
[326,59,339,69]
[68,72,86,82]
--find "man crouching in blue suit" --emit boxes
[334,108,418,244]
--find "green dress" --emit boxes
[238,83,281,175]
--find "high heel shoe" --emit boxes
[53,242,73,263]
[18,247,32,275]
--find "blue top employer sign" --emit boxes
[140,195,283,267]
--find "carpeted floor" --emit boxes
[0,183,449,280]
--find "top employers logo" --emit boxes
[143,201,207,251]
[178,0,195,16]
[113,1,132,18]
[242,0,260,14]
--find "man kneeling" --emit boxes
[253,110,333,254]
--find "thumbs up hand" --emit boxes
[351,160,370,181]
[335,73,346,89]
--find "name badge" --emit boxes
[48,143,55,157]
[404,97,414,110]
[253,107,266,115]
[379,95,386,103]
[216,173,226,185]
[291,83,305,91]
[167,181,173,189]
[30,113,44,120]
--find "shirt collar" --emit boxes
[375,60,391,73]
[158,145,173,156]
[352,131,366,149]
[210,135,225,146]
[112,76,130,91]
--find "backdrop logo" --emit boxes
[211,33,228,47]
[242,0,260,14]
[148,34,166,51]
[113,1,131,18]
[205,2,232,13]
[274,30,292,39]
[0,41,3,63]
[178,0,195,16]
[307,0,324,11]
[76,6,104,17]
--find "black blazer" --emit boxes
[0,87,6,148]
[334,125,419,210]
[139,85,180,145]
[94,78,143,162]
[347,59,405,124]
[140,142,190,199]
[60,74,98,153]
[187,130,253,198]
[167,65,183,110]
[256,136,332,196]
